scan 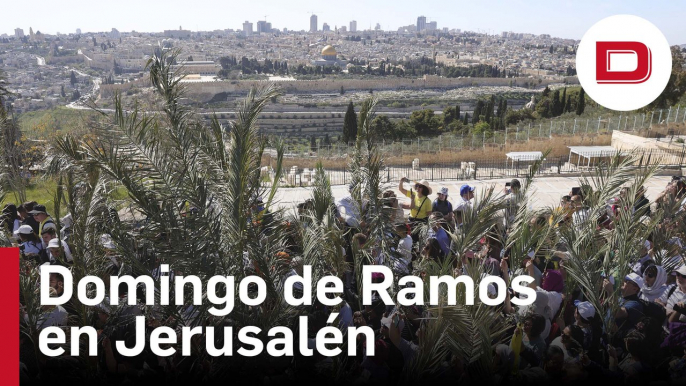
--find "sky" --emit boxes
[1,0,684,44]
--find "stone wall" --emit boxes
[180,75,579,102]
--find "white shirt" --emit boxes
[664,285,686,322]
[573,209,590,227]
[454,196,472,212]
[394,235,413,274]
[336,195,361,228]
[537,287,563,319]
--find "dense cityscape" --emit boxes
[2,5,686,385]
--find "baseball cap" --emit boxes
[17,225,34,235]
[438,187,449,196]
[574,300,596,320]
[625,272,644,288]
[674,265,686,276]
[28,204,48,215]
[460,184,475,197]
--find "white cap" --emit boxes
[675,265,686,276]
[625,272,644,288]
[42,223,57,231]
[439,187,449,196]
[574,301,596,320]
[17,225,34,235]
[47,238,61,249]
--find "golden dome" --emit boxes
[321,45,337,56]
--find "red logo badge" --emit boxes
[596,41,652,84]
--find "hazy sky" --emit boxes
[2,0,684,44]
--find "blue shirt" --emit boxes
[434,227,451,256]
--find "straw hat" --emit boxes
[415,179,433,195]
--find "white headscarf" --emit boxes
[641,265,668,302]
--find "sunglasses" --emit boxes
[676,272,686,279]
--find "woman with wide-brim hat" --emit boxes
[399,178,433,221]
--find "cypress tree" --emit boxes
[551,90,561,117]
[463,112,470,125]
[561,88,567,114]
[576,88,586,115]
[342,101,358,143]
[455,105,460,121]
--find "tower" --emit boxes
[417,16,426,32]
[310,14,318,32]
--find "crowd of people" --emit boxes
[8,174,686,385]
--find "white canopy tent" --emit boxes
[568,146,621,167]
[506,151,544,168]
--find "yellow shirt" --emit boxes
[406,191,431,219]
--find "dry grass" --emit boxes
[266,132,613,170]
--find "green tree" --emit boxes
[342,101,358,143]
[463,112,470,125]
[472,120,490,135]
[60,85,66,97]
[70,71,77,86]
[576,87,586,115]
[443,106,455,126]
[551,90,562,117]
[455,105,461,121]
[472,100,485,125]
[310,136,317,152]
[560,88,567,113]
[409,109,441,136]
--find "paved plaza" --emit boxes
[270,175,673,214]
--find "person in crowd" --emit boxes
[21,201,40,234]
[521,314,548,363]
[17,225,45,263]
[571,195,590,227]
[503,179,522,225]
[640,264,670,302]
[382,190,405,223]
[454,184,475,213]
[393,223,412,276]
[432,187,454,223]
[664,265,686,323]
[427,212,451,257]
[28,204,54,240]
[398,178,432,224]
[1,203,21,235]
[420,238,443,262]
[47,238,74,265]
[550,324,585,361]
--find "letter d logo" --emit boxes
[576,15,671,111]
[596,41,651,84]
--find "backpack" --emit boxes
[639,299,667,325]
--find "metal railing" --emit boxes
[274,147,686,187]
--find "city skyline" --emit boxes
[1,0,685,44]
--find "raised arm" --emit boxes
[398,177,409,196]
